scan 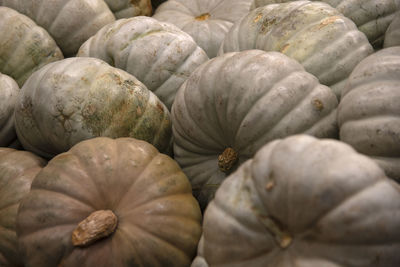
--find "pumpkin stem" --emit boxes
[195,13,211,21]
[71,210,118,247]
[218,147,238,173]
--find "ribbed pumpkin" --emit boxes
[384,12,400,48]
[219,1,373,98]
[77,16,209,109]
[0,7,63,87]
[16,137,202,267]
[193,135,400,267]
[14,57,172,159]
[104,0,152,18]
[251,0,400,48]
[0,0,115,57]
[153,0,254,58]
[0,73,19,147]
[172,50,338,210]
[0,148,46,267]
[338,47,400,181]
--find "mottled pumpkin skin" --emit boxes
[14,57,172,159]
[193,135,400,267]
[338,47,400,181]
[220,1,373,98]
[0,7,63,87]
[172,50,338,210]
[251,0,400,48]
[78,16,209,109]
[384,12,400,48]
[0,0,115,57]
[153,0,253,58]
[0,148,46,267]
[0,74,19,146]
[17,137,202,267]
[104,0,152,18]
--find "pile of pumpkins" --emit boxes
[1,0,400,266]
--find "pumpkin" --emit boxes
[14,57,172,159]
[153,0,254,58]
[0,7,63,87]
[77,16,209,109]
[338,46,400,181]
[0,0,115,57]
[172,50,338,210]
[104,0,152,19]
[384,11,400,48]
[0,74,19,147]
[194,134,400,267]
[219,1,373,98]
[250,0,400,48]
[0,148,46,267]
[16,137,202,267]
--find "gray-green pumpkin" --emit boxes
[384,11,400,48]
[78,16,209,109]
[0,7,63,87]
[219,1,374,99]
[14,57,172,159]
[193,134,400,267]
[172,50,338,210]
[104,0,152,19]
[338,46,400,181]
[0,0,115,57]
[0,73,19,147]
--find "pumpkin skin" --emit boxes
[172,50,338,210]
[77,16,209,109]
[14,57,172,159]
[219,1,373,98]
[338,47,400,181]
[153,0,254,58]
[251,0,400,48]
[104,0,152,19]
[194,135,400,267]
[0,148,46,267]
[0,0,115,57]
[0,7,63,87]
[384,12,400,48]
[16,137,202,267]
[0,74,19,147]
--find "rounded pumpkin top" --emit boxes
[17,137,202,267]
[0,7,63,87]
[77,16,209,109]
[172,49,338,210]
[0,0,116,57]
[219,0,374,98]
[104,0,152,19]
[153,0,254,58]
[14,57,172,159]
[0,73,19,147]
[196,135,400,267]
[0,148,46,267]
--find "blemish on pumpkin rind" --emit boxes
[317,16,341,30]
[312,99,324,111]
[254,13,263,23]
[280,44,290,53]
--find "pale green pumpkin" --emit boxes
[0,73,19,147]
[104,0,152,18]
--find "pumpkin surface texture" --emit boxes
[78,16,209,109]
[338,46,400,181]
[153,0,254,58]
[250,0,400,48]
[104,0,152,19]
[0,7,63,87]
[384,12,400,48]
[0,0,116,57]
[14,57,172,159]
[192,135,400,267]
[172,50,338,210]
[219,1,374,98]
[0,148,46,267]
[16,137,202,267]
[0,74,19,147]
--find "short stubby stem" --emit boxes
[218,147,238,173]
[72,210,118,247]
[195,13,211,21]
